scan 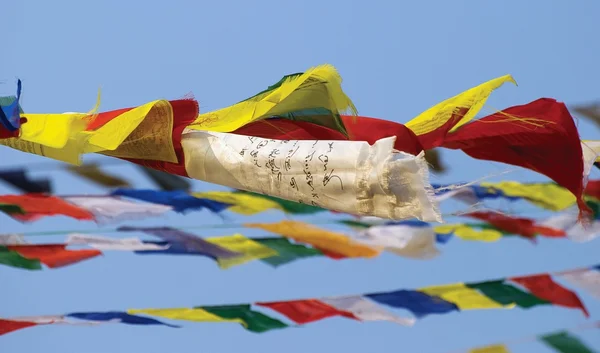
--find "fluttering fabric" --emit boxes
[510,274,589,317]
[0,98,190,165]
[320,296,415,326]
[0,80,23,134]
[433,180,579,212]
[66,312,179,328]
[118,226,242,261]
[63,196,172,224]
[66,163,130,188]
[464,211,566,240]
[2,264,593,335]
[112,189,230,214]
[187,65,356,134]
[464,325,600,353]
[246,220,382,259]
[0,169,52,194]
[65,234,170,251]
[6,244,101,268]
[0,194,95,222]
[181,131,440,221]
[352,220,440,259]
[438,99,592,216]
[139,167,191,191]
[557,266,600,300]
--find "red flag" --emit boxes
[234,116,425,156]
[7,244,102,268]
[341,115,424,155]
[234,118,348,141]
[256,299,358,324]
[0,319,37,336]
[510,274,589,317]
[441,99,588,216]
[0,194,94,222]
[466,211,566,239]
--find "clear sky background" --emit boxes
[2,1,600,352]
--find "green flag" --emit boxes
[200,304,288,333]
[0,246,43,270]
[254,237,323,267]
[467,280,550,308]
[540,331,596,353]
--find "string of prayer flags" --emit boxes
[1,264,594,335]
[1,215,594,271]
[0,169,52,193]
[129,305,289,333]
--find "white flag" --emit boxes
[558,267,600,300]
[354,222,440,259]
[541,212,600,242]
[8,315,101,326]
[64,196,172,224]
[321,295,415,326]
[181,131,441,222]
[0,234,28,245]
[66,233,170,251]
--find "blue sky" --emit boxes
[2,0,600,352]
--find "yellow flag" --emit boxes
[1,100,176,165]
[205,234,278,269]
[246,220,382,258]
[127,308,242,324]
[187,64,356,133]
[420,283,514,310]
[470,344,511,353]
[193,191,281,215]
[434,224,503,242]
[405,75,516,135]
[480,181,576,212]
